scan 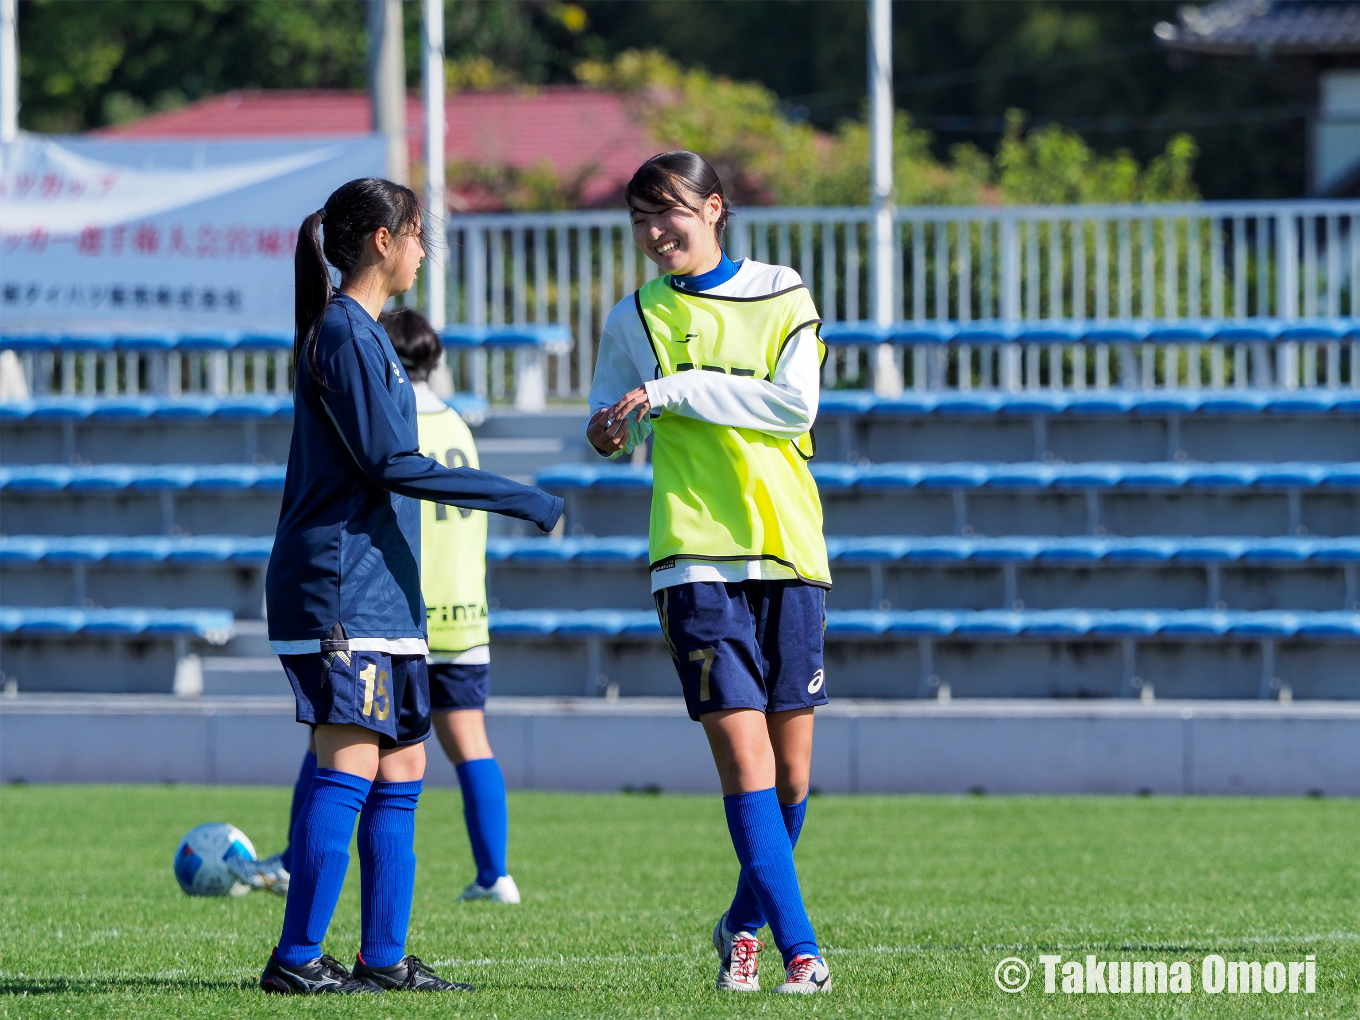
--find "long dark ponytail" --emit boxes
[293,177,426,372]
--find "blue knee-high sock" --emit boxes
[727,796,807,935]
[276,768,371,966]
[281,750,317,873]
[455,758,508,888]
[723,789,818,965]
[357,779,422,968]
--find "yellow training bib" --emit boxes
[636,274,830,587]
[418,403,490,653]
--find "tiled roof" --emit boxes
[94,87,657,209]
[1155,0,1360,54]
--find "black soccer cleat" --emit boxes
[260,950,378,994]
[352,953,475,992]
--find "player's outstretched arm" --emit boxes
[320,337,563,533]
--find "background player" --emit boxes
[382,307,520,905]
[259,177,561,995]
[586,151,832,995]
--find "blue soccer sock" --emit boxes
[276,767,371,966]
[455,758,508,888]
[280,749,318,873]
[723,788,818,965]
[727,795,807,935]
[357,779,422,969]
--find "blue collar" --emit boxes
[672,250,740,293]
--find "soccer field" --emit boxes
[0,786,1354,1019]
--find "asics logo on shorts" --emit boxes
[807,669,824,694]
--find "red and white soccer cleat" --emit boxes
[774,953,832,994]
[712,911,763,992]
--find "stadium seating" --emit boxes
[0,325,573,354]
[477,606,1360,701]
[0,394,486,465]
[818,317,1360,347]
[10,534,1359,616]
[817,390,1360,463]
[540,462,1360,538]
[4,364,1360,698]
[0,606,233,694]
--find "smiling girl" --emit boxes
[586,151,832,994]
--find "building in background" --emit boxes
[96,87,655,211]
[1156,0,1360,195]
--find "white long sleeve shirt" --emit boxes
[586,258,823,592]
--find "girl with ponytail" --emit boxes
[259,177,562,996]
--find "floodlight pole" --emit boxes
[368,0,408,184]
[1,0,18,143]
[422,0,446,330]
[868,0,900,395]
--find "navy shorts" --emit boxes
[281,651,431,749]
[654,580,828,722]
[428,661,491,711]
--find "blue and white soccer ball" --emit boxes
[174,822,256,897]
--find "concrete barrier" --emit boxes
[3,695,1359,795]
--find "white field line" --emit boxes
[430,932,1360,970]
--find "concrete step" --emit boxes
[3,693,1358,795]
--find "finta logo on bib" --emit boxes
[680,332,698,343]
[807,669,824,694]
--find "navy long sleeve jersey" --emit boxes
[265,294,563,652]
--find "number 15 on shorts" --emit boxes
[359,663,391,721]
[689,647,715,701]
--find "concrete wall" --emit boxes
[3,695,1359,795]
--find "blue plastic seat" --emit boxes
[1064,393,1138,416]
[1147,321,1219,344]
[1225,610,1301,638]
[1295,611,1360,638]
[1087,610,1165,637]
[825,610,893,636]
[0,334,59,352]
[114,332,179,351]
[238,332,292,351]
[1278,318,1356,343]
[177,333,237,352]
[981,464,1057,490]
[1216,320,1283,344]
[1170,538,1249,562]
[1083,321,1152,344]
[819,322,888,345]
[870,393,941,417]
[1020,609,1096,637]
[954,320,1020,344]
[918,464,990,489]
[1197,392,1273,415]
[930,393,1007,417]
[1158,609,1233,636]
[1051,464,1123,489]
[883,610,959,636]
[953,610,1026,636]
[818,390,877,415]
[1017,322,1087,345]
[1103,538,1181,562]
[441,324,573,353]
[1034,538,1112,563]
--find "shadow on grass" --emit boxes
[0,975,256,996]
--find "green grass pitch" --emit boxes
[0,784,1356,1018]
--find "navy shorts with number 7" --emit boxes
[654,580,828,722]
[282,650,431,748]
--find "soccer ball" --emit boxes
[174,822,257,897]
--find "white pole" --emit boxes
[1,0,18,143]
[367,0,408,184]
[868,0,900,395]
[422,0,446,331]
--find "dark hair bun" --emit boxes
[379,307,443,382]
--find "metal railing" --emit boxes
[445,199,1360,396]
[5,200,1358,403]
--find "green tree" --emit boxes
[579,50,1197,209]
